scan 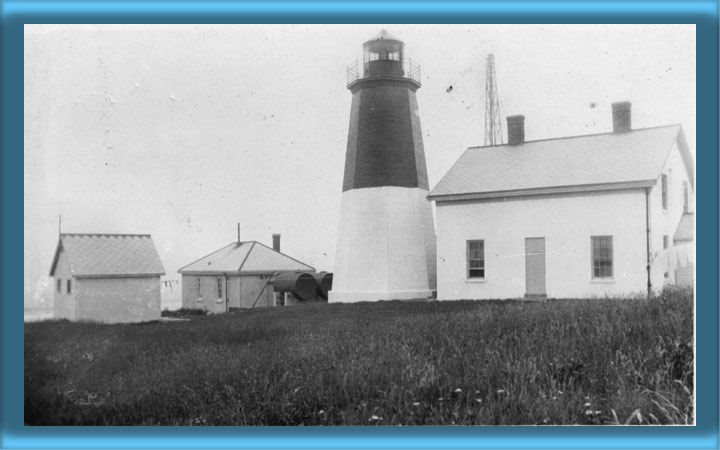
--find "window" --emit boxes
[196,277,202,296]
[661,174,668,210]
[663,235,669,249]
[591,236,613,279]
[467,240,485,279]
[66,279,72,294]
[56,279,62,293]
[217,278,223,299]
[683,181,689,212]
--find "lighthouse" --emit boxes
[329,30,437,303]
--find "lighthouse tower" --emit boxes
[329,30,436,303]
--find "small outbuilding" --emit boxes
[49,233,165,323]
[178,234,316,313]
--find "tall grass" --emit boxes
[24,287,694,425]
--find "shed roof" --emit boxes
[428,125,694,201]
[178,241,315,275]
[673,213,695,243]
[50,234,165,278]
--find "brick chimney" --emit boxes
[612,101,631,133]
[272,233,281,252]
[507,115,525,145]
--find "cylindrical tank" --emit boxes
[312,272,333,300]
[272,272,316,301]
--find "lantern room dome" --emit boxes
[363,29,404,55]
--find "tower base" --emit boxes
[330,289,432,303]
[329,186,436,303]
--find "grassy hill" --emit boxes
[24,288,693,425]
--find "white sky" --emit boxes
[24,24,696,305]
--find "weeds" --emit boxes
[25,289,694,425]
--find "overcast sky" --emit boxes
[24,24,695,305]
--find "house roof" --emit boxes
[177,241,315,275]
[673,213,695,243]
[428,125,694,201]
[49,234,165,278]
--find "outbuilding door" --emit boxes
[525,237,547,298]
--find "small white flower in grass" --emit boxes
[496,389,505,394]
[455,388,462,393]
[475,390,480,394]
[475,398,482,403]
[594,410,601,415]
[552,396,557,401]
[318,410,325,415]
[584,396,590,400]
[584,402,591,407]
[585,410,593,416]
[557,390,563,395]
[412,402,420,407]
[369,415,382,422]
[438,397,444,401]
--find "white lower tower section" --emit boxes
[329,186,437,303]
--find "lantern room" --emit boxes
[363,30,405,77]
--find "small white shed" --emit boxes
[49,233,165,322]
[178,236,315,313]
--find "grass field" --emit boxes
[24,288,694,425]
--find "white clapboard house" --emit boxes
[427,102,695,299]
[49,233,165,322]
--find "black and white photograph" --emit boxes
[24,24,695,426]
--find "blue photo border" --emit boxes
[4,1,718,448]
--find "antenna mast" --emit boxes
[484,54,503,146]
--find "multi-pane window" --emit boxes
[661,174,668,210]
[467,240,485,279]
[591,236,613,279]
[66,279,72,294]
[56,279,62,293]
[217,278,223,299]
[683,181,689,212]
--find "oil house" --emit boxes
[49,233,165,323]
[178,234,316,313]
[428,102,695,300]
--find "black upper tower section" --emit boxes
[342,31,428,192]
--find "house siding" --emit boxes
[234,275,275,309]
[75,277,161,323]
[181,275,227,313]
[435,189,648,299]
[649,140,695,287]
[52,249,75,320]
[181,274,276,312]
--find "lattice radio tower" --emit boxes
[484,54,503,146]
